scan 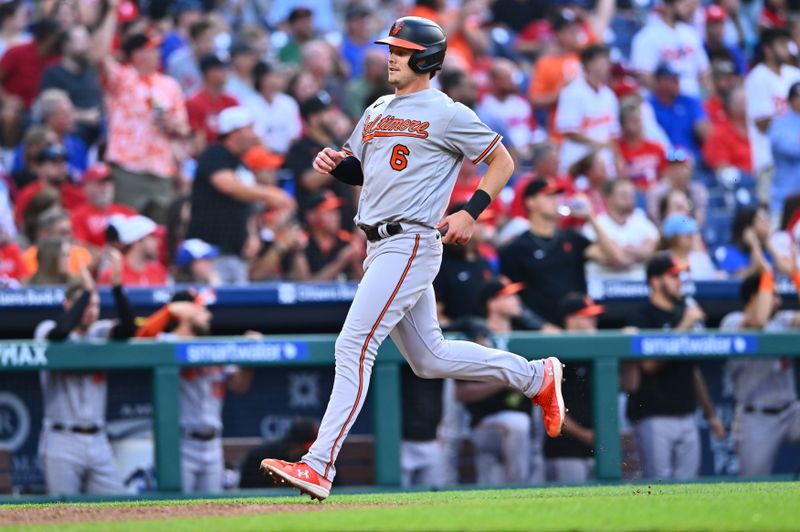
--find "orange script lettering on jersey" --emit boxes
[362,113,430,142]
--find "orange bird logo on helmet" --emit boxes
[390,21,403,36]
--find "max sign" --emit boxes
[0,343,48,367]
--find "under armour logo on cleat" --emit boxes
[297,469,310,479]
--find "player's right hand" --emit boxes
[313,147,346,174]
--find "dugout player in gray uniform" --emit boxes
[720,269,800,476]
[35,251,135,495]
[261,16,566,501]
[136,290,254,493]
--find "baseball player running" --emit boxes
[261,17,565,501]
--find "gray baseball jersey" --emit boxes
[35,319,115,427]
[300,86,548,484]
[720,311,797,408]
[343,88,502,227]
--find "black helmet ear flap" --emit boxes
[410,45,447,74]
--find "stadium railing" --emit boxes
[2,278,799,335]
[1,330,799,494]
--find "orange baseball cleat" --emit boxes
[532,356,565,437]
[260,459,331,501]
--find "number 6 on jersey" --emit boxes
[390,144,410,171]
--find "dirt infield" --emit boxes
[0,501,337,526]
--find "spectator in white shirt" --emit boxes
[476,58,540,163]
[744,28,800,201]
[245,62,302,155]
[583,177,659,280]
[631,0,711,98]
[555,44,621,175]
[224,42,260,104]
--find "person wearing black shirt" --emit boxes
[500,178,623,327]
[433,203,493,322]
[283,92,356,229]
[303,191,364,281]
[187,106,293,284]
[626,252,723,480]
[544,292,605,483]
[456,279,533,485]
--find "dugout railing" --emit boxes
[0,331,798,493]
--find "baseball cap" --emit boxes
[646,252,686,280]
[199,53,228,73]
[551,8,580,31]
[523,177,567,198]
[117,0,140,24]
[109,214,157,245]
[300,91,332,120]
[654,62,679,78]
[169,0,202,16]
[122,31,162,58]
[229,40,257,57]
[788,81,800,100]
[346,4,370,20]
[712,59,737,77]
[308,191,343,211]
[35,144,67,163]
[613,76,640,99]
[706,5,727,23]
[175,238,220,267]
[288,7,313,23]
[480,278,525,308]
[82,162,112,183]
[243,145,284,171]
[558,292,605,321]
[218,106,253,135]
[662,214,699,238]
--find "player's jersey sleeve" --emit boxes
[442,103,503,164]
[343,105,372,160]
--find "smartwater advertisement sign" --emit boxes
[632,335,758,356]
[175,340,310,364]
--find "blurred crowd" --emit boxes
[0,0,800,291]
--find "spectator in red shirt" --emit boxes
[0,226,29,283]
[71,163,136,250]
[0,17,61,144]
[101,215,167,286]
[704,59,741,125]
[702,85,753,173]
[186,54,238,155]
[14,143,85,224]
[617,98,667,190]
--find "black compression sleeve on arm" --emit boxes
[329,156,364,186]
[47,291,91,340]
[110,285,136,340]
[463,189,492,220]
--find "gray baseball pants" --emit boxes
[302,230,545,481]
[736,402,800,476]
[39,428,124,495]
[635,414,700,480]
[181,437,224,493]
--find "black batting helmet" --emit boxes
[375,16,447,76]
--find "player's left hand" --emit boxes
[437,210,475,245]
